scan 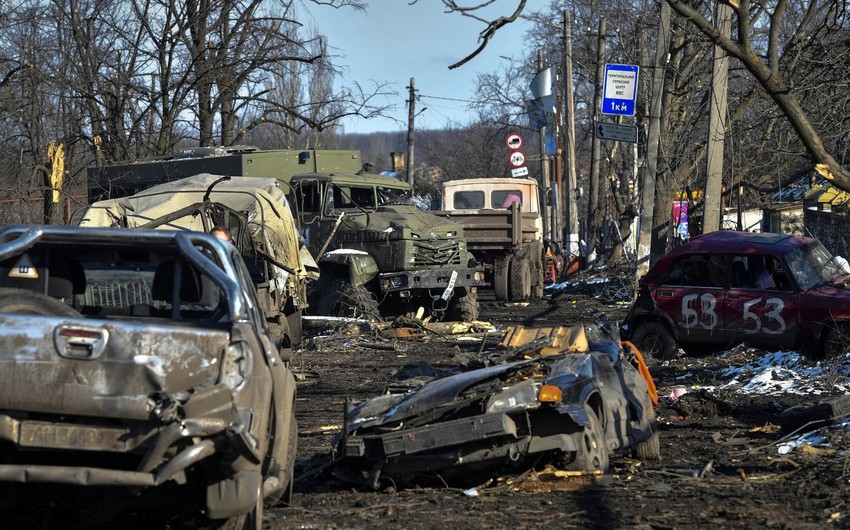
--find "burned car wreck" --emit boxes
[0,225,297,529]
[334,323,659,489]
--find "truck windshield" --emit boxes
[332,185,375,210]
[784,241,844,290]
[377,187,414,206]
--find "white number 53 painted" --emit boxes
[680,294,786,334]
[742,297,786,334]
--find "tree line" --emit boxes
[1,0,849,265]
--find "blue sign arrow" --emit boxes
[602,64,639,116]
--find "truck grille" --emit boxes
[412,240,462,267]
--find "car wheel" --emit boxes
[566,407,609,473]
[493,256,511,301]
[316,279,382,321]
[634,393,661,461]
[509,257,531,301]
[822,323,850,357]
[630,321,677,361]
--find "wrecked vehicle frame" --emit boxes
[334,324,659,489]
[0,225,297,528]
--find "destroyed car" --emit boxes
[0,225,297,529]
[334,323,659,489]
[624,230,850,360]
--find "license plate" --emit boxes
[440,270,459,301]
[19,421,129,451]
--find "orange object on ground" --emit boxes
[621,341,658,407]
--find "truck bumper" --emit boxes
[378,267,485,294]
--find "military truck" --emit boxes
[86,148,485,322]
[288,171,483,322]
[433,177,558,301]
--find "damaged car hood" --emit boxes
[347,354,598,432]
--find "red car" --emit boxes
[623,231,850,359]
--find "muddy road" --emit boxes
[274,279,850,530]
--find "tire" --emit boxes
[634,393,661,461]
[509,257,532,301]
[216,481,263,530]
[0,287,81,317]
[280,418,297,506]
[822,323,850,358]
[316,279,381,321]
[447,288,478,322]
[566,407,609,473]
[630,321,677,361]
[531,258,545,300]
[493,257,511,301]
[777,394,850,433]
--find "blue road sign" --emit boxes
[602,64,639,116]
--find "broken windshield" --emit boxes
[377,186,414,206]
[784,241,843,290]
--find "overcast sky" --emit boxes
[309,1,533,134]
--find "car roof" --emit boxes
[665,230,811,257]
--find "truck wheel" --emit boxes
[493,257,511,301]
[531,259,545,300]
[317,279,382,321]
[509,258,531,301]
[0,288,81,317]
[630,322,677,361]
[447,289,478,322]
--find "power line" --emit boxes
[418,94,476,104]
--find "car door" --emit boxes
[654,253,727,345]
[724,254,798,348]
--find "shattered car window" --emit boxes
[784,241,843,290]
[378,186,414,206]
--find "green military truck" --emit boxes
[87,147,484,322]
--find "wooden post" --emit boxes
[587,19,606,260]
[406,77,416,189]
[563,10,579,256]
[636,1,670,281]
[703,4,732,234]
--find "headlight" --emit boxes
[486,379,539,413]
[222,341,250,389]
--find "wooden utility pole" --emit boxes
[636,1,670,281]
[563,10,579,256]
[406,77,416,188]
[703,4,732,234]
[587,19,606,260]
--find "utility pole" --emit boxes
[636,1,670,281]
[563,10,579,257]
[703,4,732,234]
[406,77,416,189]
[537,50,551,242]
[587,19,606,261]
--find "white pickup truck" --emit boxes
[0,224,296,529]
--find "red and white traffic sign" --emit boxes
[505,134,523,150]
[509,151,526,168]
